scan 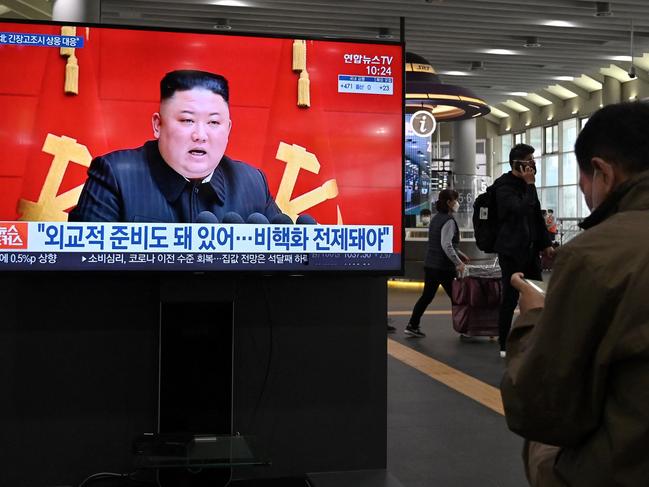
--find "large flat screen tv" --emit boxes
[0,20,404,272]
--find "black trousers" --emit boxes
[408,267,456,327]
[497,249,542,351]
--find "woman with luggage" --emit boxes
[405,189,469,337]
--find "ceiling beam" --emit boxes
[540,89,566,107]
[494,104,520,120]
[556,81,592,100]
[629,68,649,86]
[483,114,503,125]
[511,97,541,115]
[1,0,52,19]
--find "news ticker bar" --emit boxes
[0,252,401,271]
[0,222,393,254]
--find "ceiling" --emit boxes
[3,0,649,110]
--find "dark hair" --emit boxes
[160,70,229,103]
[435,189,459,213]
[419,208,432,217]
[575,102,649,177]
[509,143,535,167]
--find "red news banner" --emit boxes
[0,23,403,253]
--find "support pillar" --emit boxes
[602,75,622,106]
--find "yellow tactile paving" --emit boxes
[387,338,505,416]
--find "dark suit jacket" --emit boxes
[493,171,551,258]
[69,141,281,223]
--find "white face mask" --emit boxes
[451,201,460,213]
[421,217,431,226]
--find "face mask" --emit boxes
[451,201,460,212]
[421,217,431,226]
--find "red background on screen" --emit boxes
[0,23,403,252]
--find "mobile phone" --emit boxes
[514,160,537,175]
[522,278,546,295]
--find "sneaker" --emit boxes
[499,350,507,359]
[459,333,473,341]
[387,324,397,334]
[405,325,426,338]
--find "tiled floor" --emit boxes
[386,285,528,487]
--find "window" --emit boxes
[491,119,584,229]
[560,185,578,218]
[544,124,559,154]
[529,127,542,157]
[544,155,559,186]
[562,152,577,185]
[561,119,578,153]
[541,187,558,214]
[501,134,512,162]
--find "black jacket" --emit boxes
[493,171,550,257]
[69,141,281,223]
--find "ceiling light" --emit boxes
[0,5,10,15]
[405,52,490,121]
[507,91,528,96]
[629,94,638,100]
[553,76,574,81]
[525,121,532,127]
[376,27,394,39]
[213,0,250,6]
[442,71,470,76]
[484,49,518,55]
[524,36,542,48]
[542,20,577,28]
[595,2,612,17]
[610,55,632,62]
[547,115,554,121]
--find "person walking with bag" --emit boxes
[493,144,554,358]
[405,189,470,337]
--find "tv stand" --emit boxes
[155,300,237,486]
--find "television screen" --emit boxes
[0,20,403,272]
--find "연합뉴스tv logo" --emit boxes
[0,222,28,249]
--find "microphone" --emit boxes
[196,211,219,223]
[222,211,245,224]
[270,213,294,225]
[296,214,317,225]
[246,212,270,224]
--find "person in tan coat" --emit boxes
[500,102,649,486]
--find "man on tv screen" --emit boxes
[69,69,281,223]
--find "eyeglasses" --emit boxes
[513,158,536,164]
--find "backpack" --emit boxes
[472,185,498,253]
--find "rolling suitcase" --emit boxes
[451,263,502,337]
